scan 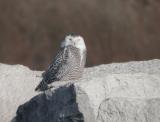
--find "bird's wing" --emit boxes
[42,47,72,84]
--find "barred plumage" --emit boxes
[35,34,87,91]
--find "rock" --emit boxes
[0,59,160,122]
[0,64,41,122]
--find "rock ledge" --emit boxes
[0,59,160,122]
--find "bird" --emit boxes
[35,34,87,91]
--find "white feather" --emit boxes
[61,35,86,65]
[74,36,86,65]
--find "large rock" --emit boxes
[0,59,160,122]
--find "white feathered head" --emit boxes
[61,34,86,51]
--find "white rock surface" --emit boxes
[0,59,160,122]
[0,64,41,122]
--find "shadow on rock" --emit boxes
[13,85,84,122]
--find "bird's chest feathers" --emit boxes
[67,47,83,65]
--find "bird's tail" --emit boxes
[35,80,48,91]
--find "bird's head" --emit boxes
[61,34,86,51]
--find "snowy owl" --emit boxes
[35,34,87,91]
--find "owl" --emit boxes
[35,34,87,91]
